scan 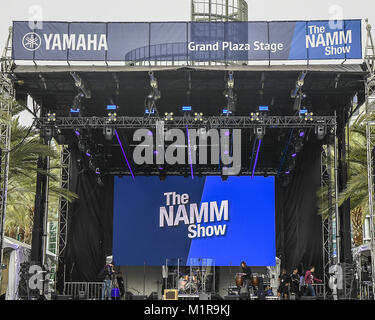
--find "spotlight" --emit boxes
[291,153,297,158]
[106,105,119,122]
[165,112,174,121]
[299,130,305,137]
[250,113,260,121]
[74,130,81,137]
[106,104,118,111]
[254,127,265,140]
[194,113,203,122]
[182,106,192,112]
[70,107,81,117]
[258,105,269,112]
[222,108,232,115]
[315,125,326,140]
[44,127,53,141]
[103,127,115,141]
[47,112,56,122]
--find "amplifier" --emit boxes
[132,295,148,300]
[164,289,178,300]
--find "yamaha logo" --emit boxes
[22,32,41,51]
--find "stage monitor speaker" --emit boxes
[148,292,158,300]
[224,295,240,300]
[132,295,147,300]
[300,296,316,300]
[125,291,133,300]
[164,289,178,300]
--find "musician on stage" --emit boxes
[240,261,252,279]
[99,262,115,300]
[240,261,252,297]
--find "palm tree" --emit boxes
[2,94,77,244]
[318,114,370,246]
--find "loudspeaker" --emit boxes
[300,296,316,300]
[224,295,240,300]
[148,292,158,300]
[132,295,147,300]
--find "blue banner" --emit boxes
[12,20,362,62]
[113,176,276,266]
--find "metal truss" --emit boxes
[37,115,336,130]
[109,167,278,176]
[320,127,339,299]
[365,19,375,300]
[56,147,71,294]
[0,27,13,287]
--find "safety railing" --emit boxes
[64,282,103,300]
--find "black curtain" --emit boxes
[64,142,323,281]
[275,141,323,278]
[64,148,114,282]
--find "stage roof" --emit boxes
[11,63,367,176]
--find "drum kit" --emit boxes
[178,272,203,294]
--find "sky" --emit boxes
[1,0,375,125]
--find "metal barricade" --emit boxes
[65,282,103,300]
[312,284,325,299]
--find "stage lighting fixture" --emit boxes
[106,104,118,111]
[194,113,203,122]
[182,106,192,112]
[44,127,53,141]
[303,112,314,121]
[258,105,269,112]
[47,112,56,122]
[74,130,81,137]
[250,112,260,121]
[315,125,326,140]
[70,107,81,117]
[145,108,155,115]
[255,127,265,140]
[222,108,232,115]
[165,112,174,121]
[291,153,297,158]
[103,127,115,141]
[299,130,305,137]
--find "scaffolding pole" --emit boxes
[56,147,71,294]
[0,27,13,288]
[365,19,375,300]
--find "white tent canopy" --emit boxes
[3,236,56,300]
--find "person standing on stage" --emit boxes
[99,262,114,300]
[240,261,252,296]
[304,266,322,297]
[290,267,300,298]
[278,269,290,299]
